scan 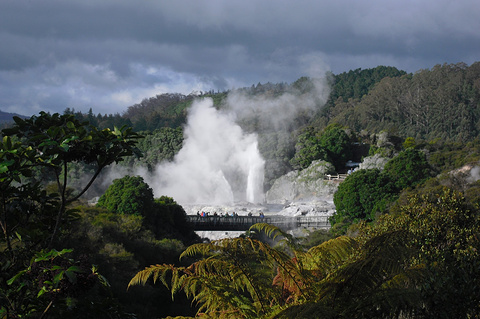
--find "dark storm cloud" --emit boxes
[0,0,478,116]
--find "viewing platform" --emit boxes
[186,215,330,231]
[324,173,348,180]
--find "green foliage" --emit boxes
[62,205,193,318]
[5,248,106,317]
[329,66,407,103]
[290,124,352,171]
[332,148,434,233]
[426,138,480,173]
[383,148,432,190]
[0,112,142,317]
[97,175,198,244]
[403,137,416,149]
[130,189,480,318]
[327,62,480,143]
[97,175,154,215]
[363,188,480,317]
[298,229,334,249]
[290,126,325,169]
[132,127,183,168]
[129,226,307,318]
[131,220,438,318]
[332,169,397,229]
[146,196,199,244]
[96,177,198,246]
[318,124,352,171]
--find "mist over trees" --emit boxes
[64,62,480,191]
[2,61,480,318]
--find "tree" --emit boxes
[383,148,432,190]
[123,127,184,169]
[0,112,142,317]
[130,189,480,318]
[2,112,142,246]
[62,205,192,318]
[129,223,423,318]
[97,177,198,244]
[319,124,352,171]
[128,224,310,318]
[97,175,154,215]
[290,124,352,171]
[146,196,199,244]
[332,169,397,232]
[363,188,480,317]
[290,126,325,170]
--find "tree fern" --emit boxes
[129,237,281,318]
[128,226,424,318]
[314,230,421,317]
[249,222,300,252]
[303,235,359,277]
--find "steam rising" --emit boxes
[145,98,265,205]
[141,56,331,207]
[227,77,330,131]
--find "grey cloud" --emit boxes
[0,0,478,116]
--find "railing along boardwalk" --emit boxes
[324,173,348,180]
[186,215,330,231]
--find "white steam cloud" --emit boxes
[227,54,330,130]
[139,56,331,207]
[145,98,265,205]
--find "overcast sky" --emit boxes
[1,0,479,116]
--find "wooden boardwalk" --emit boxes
[324,173,348,180]
[186,215,330,231]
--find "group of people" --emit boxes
[197,211,239,217]
[196,211,265,218]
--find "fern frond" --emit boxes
[316,230,418,310]
[128,264,180,289]
[180,242,216,259]
[304,236,359,276]
[250,223,288,239]
[255,239,313,302]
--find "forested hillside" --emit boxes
[323,62,480,142]
[68,62,480,190]
[2,62,480,318]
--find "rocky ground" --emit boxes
[184,160,340,240]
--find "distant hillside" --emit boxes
[59,62,480,196]
[71,62,480,157]
[0,110,28,123]
[322,62,480,142]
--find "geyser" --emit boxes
[147,98,265,205]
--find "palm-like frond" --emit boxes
[268,235,359,305]
[315,230,422,316]
[304,235,359,276]
[271,230,424,318]
[130,236,284,318]
[249,223,300,252]
[128,264,187,298]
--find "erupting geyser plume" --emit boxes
[146,98,265,205]
[140,55,331,208]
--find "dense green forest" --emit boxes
[67,62,480,189]
[2,62,480,318]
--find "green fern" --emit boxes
[130,223,428,318]
[129,236,282,318]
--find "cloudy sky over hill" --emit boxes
[1,0,479,116]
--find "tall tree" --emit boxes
[383,148,432,190]
[332,169,397,232]
[97,175,154,216]
[0,112,142,317]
